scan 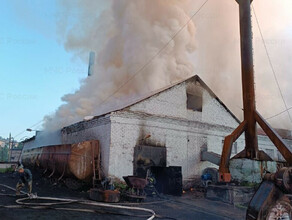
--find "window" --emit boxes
[187,93,202,112]
[232,142,238,154]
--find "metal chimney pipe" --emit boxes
[88,51,95,77]
[219,0,292,182]
[237,0,259,159]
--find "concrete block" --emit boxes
[229,158,277,183]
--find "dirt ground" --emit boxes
[0,169,246,220]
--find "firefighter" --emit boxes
[16,165,32,195]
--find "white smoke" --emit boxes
[44,0,196,130]
[253,0,292,129]
[44,0,292,131]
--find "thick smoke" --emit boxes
[44,0,196,130]
[192,0,292,130]
[45,0,292,131]
[253,0,292,129]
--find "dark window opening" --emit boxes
[134,145,166,178]
[187,93,202,112]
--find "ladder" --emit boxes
[91,141,101,188]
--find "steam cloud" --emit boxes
[44,0,292,131]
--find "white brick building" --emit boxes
[23,75,291,185]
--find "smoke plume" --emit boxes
[44,0,292,131]
[192,0,292,130]
[44,0,196,130]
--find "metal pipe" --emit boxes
[201,151,221,166]
[237,0,258,159]
[88,51,95,77]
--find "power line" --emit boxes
[97,0,209,107]
[265,106,292,121]
[252,4,292,124]
[13,119,44,140]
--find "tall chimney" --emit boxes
[88,51,95,77]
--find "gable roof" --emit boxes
[122,75,240,123]
[63,74,240,131]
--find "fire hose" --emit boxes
[0,183,156,220]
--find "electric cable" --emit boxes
[13,119,44,140]
[252,4,292,124]
[265,106,292,121]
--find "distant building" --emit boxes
[0,140,5,148]
[257,128,292,161]
[9,148,22,162]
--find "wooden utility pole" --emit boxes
[8,133,13,162]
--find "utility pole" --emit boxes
[8,133,12,162]
[8,133,11,148]
[10,139,14,162]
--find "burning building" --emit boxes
[21,75,291,186]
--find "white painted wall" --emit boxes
[129,83,188,119]
[202,92,239,128]
[108,111,237,183]
[106,78,240,183]
[128,79,239,129]
[106,79,290,183]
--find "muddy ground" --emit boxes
[0,169,246,220]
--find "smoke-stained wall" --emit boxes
[107,78,239,183]
[23,75,292,185]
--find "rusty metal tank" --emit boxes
[246,167,292,220]
[21,140,100,182]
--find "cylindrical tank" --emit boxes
[21,140,99,182]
